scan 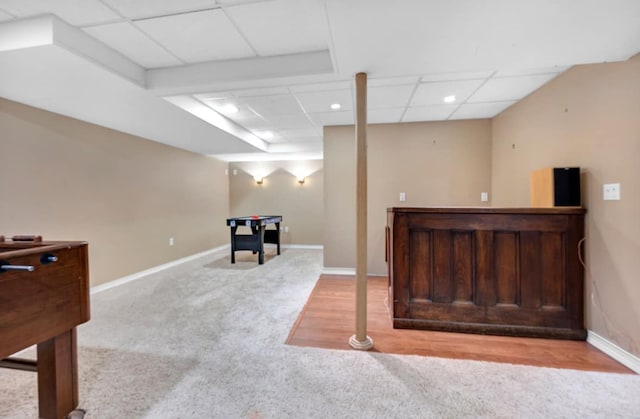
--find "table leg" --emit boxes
[37,329,79,419]
[252,226,258,254]
[230,226,237,263]
[275,222,281,255]
[258,226,266,264]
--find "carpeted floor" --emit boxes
[1,248,639,418]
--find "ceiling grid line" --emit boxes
[398,78,423,123]
[447,70,498,120]
[92,0,189,69]
[218,5,261,57]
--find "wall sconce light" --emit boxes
[297,176,305,185]
[254,176,264,185]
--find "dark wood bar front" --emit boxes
[386,207,586,340]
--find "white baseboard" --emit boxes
[322,267,355,276]
[587,330,640,374]
[320,268,388,277]
[90,244,229,295]
[282,244,323,249]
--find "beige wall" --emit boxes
[492,58,640,357]
[229,161,323,245]
[324,120,493,274]
[0,98,229,286]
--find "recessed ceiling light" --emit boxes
[443,95,456,103]
[330,103,341,110]
[221,104,239,114]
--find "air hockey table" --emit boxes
[226,216,282,264]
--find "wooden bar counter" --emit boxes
[386,207,586,340]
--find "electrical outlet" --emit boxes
[480,192,488,202]
[169,237,174,246]
[603,183,621,200]
[284,226,289,233]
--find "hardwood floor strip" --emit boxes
[286,275,634,374]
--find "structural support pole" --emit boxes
[349,72,373,350]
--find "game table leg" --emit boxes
[37,329,80,419]
[230,226,237,263]
[258,226,266,264]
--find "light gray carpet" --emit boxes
[1,248,639,418]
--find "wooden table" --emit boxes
[0,237,90,419]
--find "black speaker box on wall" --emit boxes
[553,167,581,206]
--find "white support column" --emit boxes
[349,72,373,351]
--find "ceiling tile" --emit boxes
[368,76,419,87]
[410,79,484,107]
[420,71,494,82]
[449,101,516,120]
[468,74,559,103]
[495,66,570,77]
[0,10,14,21]
[245,94,305,118]
[134,9,255,63]
[216,0,270,4]
[0,0,119,25]
[369,84,415,109]
[290,81,351,93]
[234,86,290,97]
[307,110,353,127]
[402,105,457,122]
[83,22,182,68]
[101,0,217,19]
[294,89,353,113]
[224,0,328,56]
[368,108,404,124]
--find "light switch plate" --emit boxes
[399,192,406,202]
[603,183,621,200]
[480,192,488,202]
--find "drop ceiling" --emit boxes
[1,0,639,161]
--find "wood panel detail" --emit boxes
[452,231,473,303]
[494,231,518,306]
[409,229,431,302]
[387,207,586,339]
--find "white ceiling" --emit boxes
[1,0,639,161]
